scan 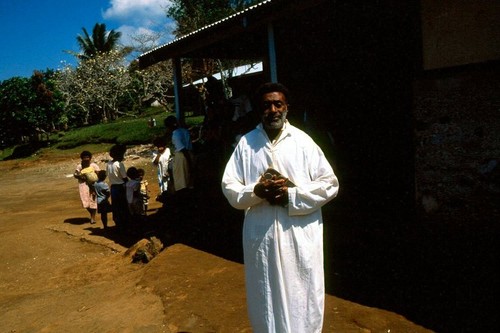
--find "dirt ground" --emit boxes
[0,151,433,333]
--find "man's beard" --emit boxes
[263,111,287,130]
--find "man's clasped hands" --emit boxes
[253,172,290,207]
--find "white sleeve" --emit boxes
[288,146,339,216]
[221,146,263,210]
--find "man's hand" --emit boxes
[266,186,288,206]
[253,181,269,199]
[254,175,289,206]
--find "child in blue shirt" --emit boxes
[94,170,111,229]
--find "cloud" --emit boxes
[117,20,175,46]
[103,0,172,28]
[117,25,153,45]
[103,0,175,49]
[117,25,165,46]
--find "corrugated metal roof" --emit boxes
[140,0,274,59]
[138,0,280,68]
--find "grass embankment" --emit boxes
[0,107,204,161]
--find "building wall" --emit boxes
[421,0,500,69]
[269,3,421,303]
[274,1,419,225]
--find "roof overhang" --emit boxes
[138,0,326,68]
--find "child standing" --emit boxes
[152,136,171,203]
[125,167,144,232]
[137,168,150,215]
[106,144,129,233]
[74,150,100,224]
[94,170,111,229]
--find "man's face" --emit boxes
[260,92,288,131]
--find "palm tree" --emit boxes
[76,23,122,60]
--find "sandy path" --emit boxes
[0,156,167,332]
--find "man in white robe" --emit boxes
[221,82,339,333]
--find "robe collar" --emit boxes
[257,120,291,144]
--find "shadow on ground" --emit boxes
[82,175,498,333]
[64,217,93,225]
[325,192,498,333]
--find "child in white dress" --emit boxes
[152,136,171,204]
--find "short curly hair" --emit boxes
[97,170,107,181]
[80,150,92,159]
[164,115,178,128]
[254,82,290,103]
[109,144,126,160]
[153,135,167,148]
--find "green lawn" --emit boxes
[0,108,205,161]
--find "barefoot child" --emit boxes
[74,151,100,224]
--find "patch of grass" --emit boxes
[48,143,114,157]
[54,111,173,149]
[184,116,205,127]
[0,146,15,160]
[0,107,205,161]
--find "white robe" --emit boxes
[221,121,339,333]
[152,148,171,193]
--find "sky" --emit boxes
[0,0,175,81]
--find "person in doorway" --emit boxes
[221,82,339,332]
[74,150,100,224]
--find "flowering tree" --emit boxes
[56,51,132,125]
[127,32,175,109]
[129,60,174,108]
